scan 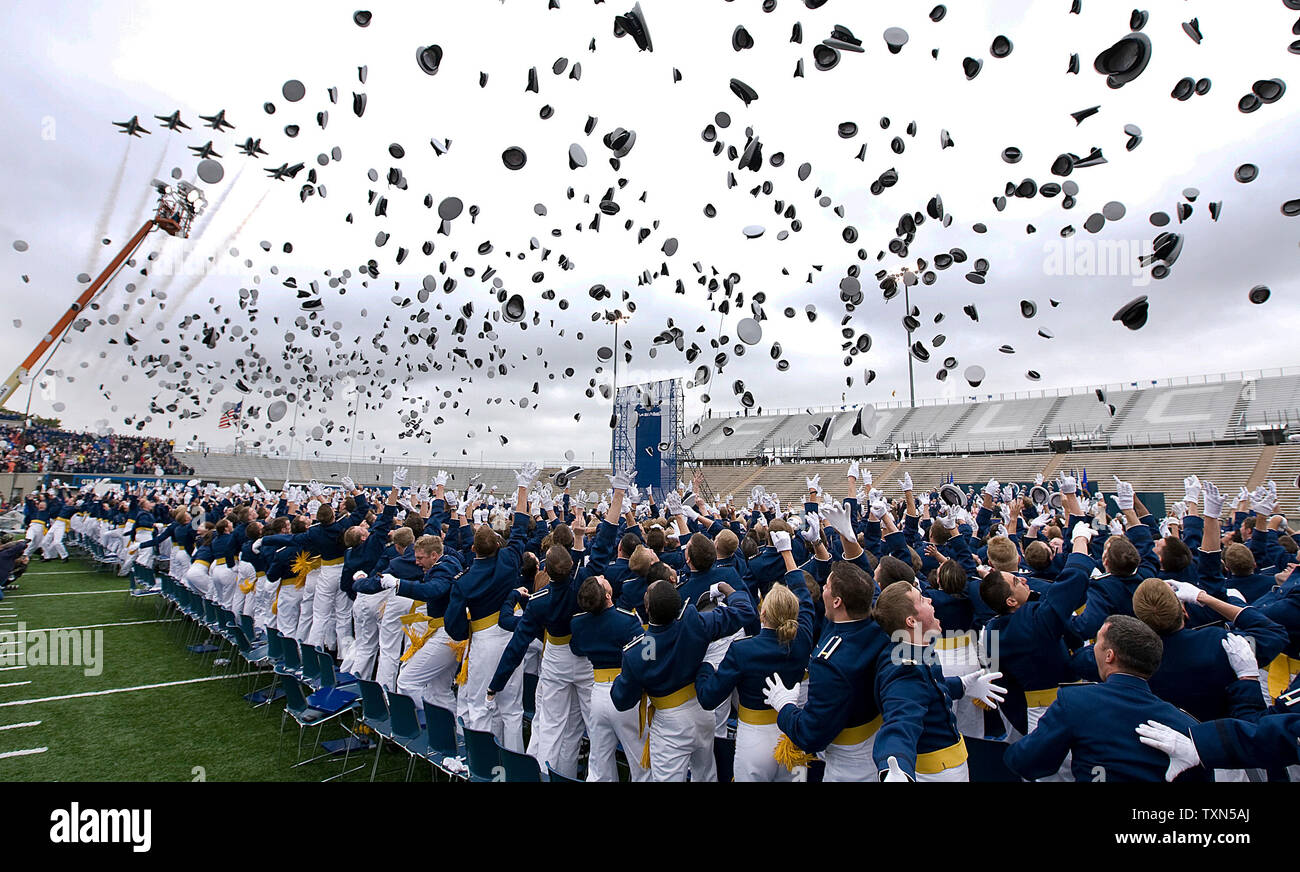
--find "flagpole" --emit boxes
[285,402,299,487]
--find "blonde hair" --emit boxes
[628,545,656,577]
[1132,577,1183,635]
[762,583,801,647]
[986,536,1019,572]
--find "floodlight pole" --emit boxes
[903,278,916,409]
[346,387,361,479]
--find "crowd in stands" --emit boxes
[1,423,192,476]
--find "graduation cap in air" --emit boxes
[1093,32,1151,88]
[810,416,832,445]
[614,3,653,52]
[851,404,875,437]
[939,483,964,506]
[1029,484,1049,505]
[553,465,583,487]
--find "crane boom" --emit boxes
[0,217,158,409]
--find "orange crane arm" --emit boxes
[0,217,157,409]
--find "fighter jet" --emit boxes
[263,161,305,181]
[112,116,151,137]
[236,137,268,157]
[187,140,222,159]
[198,109,234,131]
[154,110,190,131]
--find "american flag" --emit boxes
[218,401,242,429]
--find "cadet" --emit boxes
[1005,615,1211,782]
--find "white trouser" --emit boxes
[274,579,305,639]
[917,761,970,782]
[704,632,741,738]
[210,563,237,611]
[587,678,650,782]
[525,640,593,779]
[649,696,716,782]
[41,520,68,560]
[132,528,154,570]
[463,623,525,753]
[376,592,412,690]
[23,524,47,556]
[307,563,342,650]
[253,572,277,631]
[935,634,984,737]
[233,561,256,618]
[103,529,129,559]
[823,733,878,782]
[184,562,215,599]
[340,592,385,678]
[735,719,795,782]
[295,567,321,643]
[395,625,459,713]
[332,582,355,656]
[169,549,191,583]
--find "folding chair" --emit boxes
[278,676,360,773]
[387,692,432,781]
[355,679,395,781]
[462,726,502,783]
[422,701,466,781]
[497,740,543,782]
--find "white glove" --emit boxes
[1171,500,1187,520]
[1202,481,1223,518]
[898,472,913,492]
[856,487,867,502]
[391,466,408,489]
[340,475,356,492]
[1221,633,1257,680]
[541,491,555,512]
[607,469,634,491]
[769,530,792,552]
[1251,483,1277,515]
[983,478,1001,498]
[1057,474,1077,495]
[1113,476,1134,511]
[1108,518,1124,536]
[1070,521,1094,541]
[1236,486,1250,506]
[862,470,873,487]
[434,470,449,487]
[251,539,263,554]
[626,484,640,505]
[881,755,911,782]
[514,462,539,489]
[379,574,398,591]
[801,512,822,543]
[806,474,822,494]
[681,503,701,522]
[869,500,889,521]
[938,509,958,531]
[1028,513,1050,531]
[351,570,366,582]
[763,673,799,712]
[1167,580,1202,605]
[664,492,682,516]
[308,479,323,497]
[960,670,1006,708]
[1135,721,1201,781]
[1034,473,1044,486]
[1001,485,1015,503]
[823,500,857,540]
[846,460,860,481]
[1183,475,1202,505]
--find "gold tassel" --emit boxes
[638,694,653,770]
[453,639,471,686]
[972,699,993,711]
[773,734,815,772]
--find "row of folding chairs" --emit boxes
[129,553,578,782]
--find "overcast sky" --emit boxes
[2,0,1298,466]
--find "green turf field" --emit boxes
[0,557,433,782]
